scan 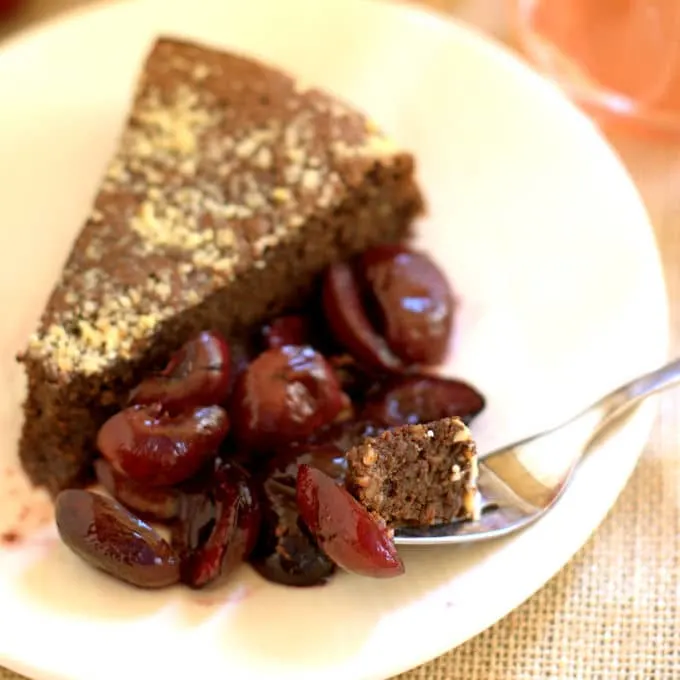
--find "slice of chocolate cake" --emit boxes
[17,37,425,495]
[346,418,479,527]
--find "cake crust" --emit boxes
[17,37,425,494]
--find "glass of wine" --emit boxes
[513,0,680,139]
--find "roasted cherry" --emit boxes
[322,262,403,372]
[248,452,336,587]
[262,315,312,350]
[171,462,260,588]
[360,245,454,365]
[94,459,180,521]
[360,375,485,427]
[97,403,228,487]
[56,489,179,589]
[231,345,346,451]
[130,331,231,412]
[296,465,404,578]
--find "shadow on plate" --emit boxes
[220,541,492,671]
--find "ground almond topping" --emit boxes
[26,47,402,378]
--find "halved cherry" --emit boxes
[130,331,231,412]
[56,489,179,589]
[97,403,228,487]
[249,459,335,587]
[296,464,404,578]
[231,345,346,452]
[360,245,454,365]
[360,375,485,427]
[94,458,180,521]
[322,262,403,372]
[171,462,261,588]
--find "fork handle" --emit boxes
[591,357,680,432]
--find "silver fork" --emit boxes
[393,358,680,546]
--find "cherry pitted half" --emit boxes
[296,465,404,579]
[360,245,455,366]
[360,375,486,427]
[249,513,336,587]
[97,403,229,487]
[56,489,180,589]
[94,458,180,521]
[171,462,261,588]
[231,345,346,452]
[130,331,231,412]
[322,262,403,373]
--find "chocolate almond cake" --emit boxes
[17,37,425,495]
[345,417,479,526]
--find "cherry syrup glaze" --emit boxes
[53,245,487,590]
[322,262,404,372]
[0,466,55,547]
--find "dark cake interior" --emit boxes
[345,417,479,527]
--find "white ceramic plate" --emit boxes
[0,1,668,679]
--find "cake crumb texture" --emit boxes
[346,417,478,526]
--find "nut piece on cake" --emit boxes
[16,36,425,495]
[345,417,479,527]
